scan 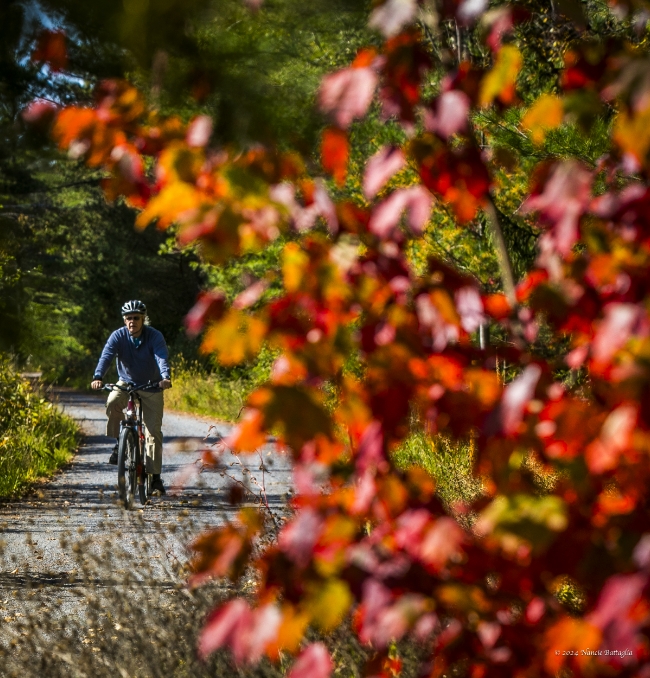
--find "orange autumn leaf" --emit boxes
[266,604,311,659]
[544,618,601,674]
[321,127,349,186]
[53,108,96,148]
[227,409,268,452]
[521,94,564,144]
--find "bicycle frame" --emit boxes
[104,381,160,507]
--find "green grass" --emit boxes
[392,430,484,507]
[0,359,79,497]
[165,361,253,422]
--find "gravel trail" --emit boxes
[0,389,292,624]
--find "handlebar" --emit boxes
[102,381,163,394]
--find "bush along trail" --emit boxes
[0,387,293,676]
[0,361,78,497]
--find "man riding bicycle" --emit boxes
[91,300,172,496]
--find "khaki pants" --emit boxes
[106,382,164,474]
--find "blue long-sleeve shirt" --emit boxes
[93,326,171,385]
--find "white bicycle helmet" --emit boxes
[121,300,147,316]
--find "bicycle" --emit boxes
[103,381,162,509]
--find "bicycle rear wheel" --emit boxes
[117,428,138,509]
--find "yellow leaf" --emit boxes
[521,94,564,145]
[201,309,267,365]
[282,242,309,293]
[304,578,353,631]
[135,181,201,230]
[479,45,522,108]
[613,104,650,167]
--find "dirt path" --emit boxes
[0,389,292,674]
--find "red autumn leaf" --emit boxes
[380,31,431,123]
[32,29,67,72]
[319,67,378,128]
[184,291,226,337]
[411,135,490,223]
[369,186,433,238]
[288,643,333,678]
[321,127,349,186]
[364,146,406,199]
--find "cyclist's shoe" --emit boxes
[151,476,166,497]
[108,445,118,465]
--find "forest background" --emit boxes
[0,0,579,415]
[1,0,376,417]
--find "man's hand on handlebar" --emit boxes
[91,379,103,390]
[159,379,172,390]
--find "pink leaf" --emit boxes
[199,600,281,664]
[278,508,324,568]
[233,280,268,309]
[425,91,470,139]
[591,303,645,366]
[477,621,501,649]
[457,0,488,23]
[500,364,541,435]
[350,470,376,514]
[186,115,212,147]
[312,179,338,233]
[288,643,333,678]
[233,604,281,665]
[587,573,649,662]
[22,99,58,126]
[454,286,484,333]
[364,146,406,199]
[369,0,418,37]
[418,517,465,569]
[634,534,650,571]
[357,420,385,471]
[319,67,378,128]
[520,160,592,256]
[199,599,251,659]
[482,7,515,51]
[369,186,432,238]
[586,403,638,473]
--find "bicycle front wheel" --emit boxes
[117,428,138,510]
